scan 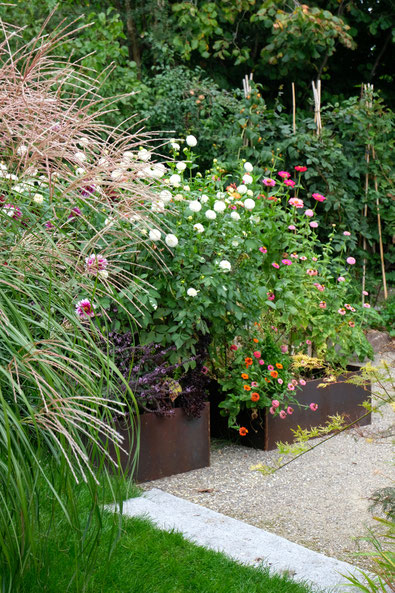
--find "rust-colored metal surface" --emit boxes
[109,403,210,483]
[210,372,371,451]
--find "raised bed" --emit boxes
[106,403,210,482]
[210,368,371,450]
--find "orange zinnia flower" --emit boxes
[241,373,249,380]
[270,370,278,378]
[251,392,260,402]
[265,378,271,383]
[276,363,283,369]
[243,385,251,391]
[253,338,259,343]
[245,357,253,366]
[239,427,248,436]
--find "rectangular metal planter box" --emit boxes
[107,403,210,483]
[210,369,371,451]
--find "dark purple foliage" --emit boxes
[104,332,210,418]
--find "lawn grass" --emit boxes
[20,471,318,593]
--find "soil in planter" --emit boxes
[210,370,371,451]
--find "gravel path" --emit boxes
[142,354,394,570]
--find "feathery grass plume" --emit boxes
[0,14,162,589]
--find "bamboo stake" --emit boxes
[292,82,296,133]
[362,83,374,304]
[372,147,388,300]
[312,80,322,136]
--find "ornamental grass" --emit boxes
[0,16,160,589]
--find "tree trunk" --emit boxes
[124,0,142,78]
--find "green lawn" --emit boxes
[20,473,318,593]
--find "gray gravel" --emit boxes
[142,354,394,570]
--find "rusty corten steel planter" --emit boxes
[108,403,210,483]
[210,369,371,451]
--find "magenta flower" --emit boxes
[279,410,287,419]
[44,221,54,229]
[268,365,274,371]
[86,254,108,274]
[309,403,318,411]
[343,231,351,236]
[68,206,82,219]
[363,303,371,308]
[294,166,307,172]
[305,209,314,217]
[346,257,356,265]
[280,345,288,353]
[289,197,304,208]
[253,351,261,358]
[291,253,298,259]
[288,225,296,231]
[319,301,326,309]
[281,259,292,265]
[337,276,345,282]
[288,383,295,391]
[259,246,268,254]
[271,325,278,332]
[299,379,306,386]
[312,193,326,202]
[75,299,96,319]
[271,400,280,408]
[278,171,290,179]
[267,291,275,301]
[338,308,346,315]
[284,179,295,188]
[306,339,312,345]
[2,203,22,219]
[263,178,276,187]
[259,359,265,365]
[272,262,280,269]
[81,184,96,198]
[310,221,318,228]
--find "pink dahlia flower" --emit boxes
[263,178,276,187]
[75,299,96,319]
[309,403,318,411]
[86,254,108,274]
